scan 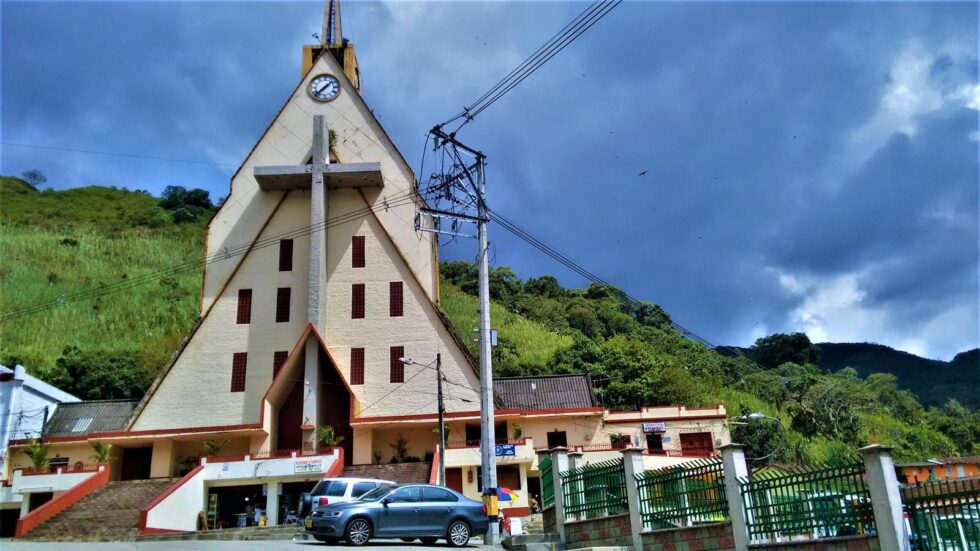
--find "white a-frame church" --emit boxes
[2,3,729,538]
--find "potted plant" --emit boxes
[90,441,112,464]
[315,425,345,448]
[512,424,524,440]
[388,435,409,463]
[24,438,51,472]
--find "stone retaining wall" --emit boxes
[640,521,735,551]
[564,513,632,549]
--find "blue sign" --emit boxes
[495,444,516,457]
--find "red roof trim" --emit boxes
[604,414,728,424]
[351,406,605,425]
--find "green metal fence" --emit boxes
[540,456,554,510]
[903,477,980,551]
[560,458,628,520]
[635,457,728,530]
[738,461,875,544]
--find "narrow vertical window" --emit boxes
[390,346,405,383]
[350,348,365,385]
[352,236,365,268]
[236,289,252,324]
[273,351,288,378]
[279,239,294,271]
[276,288,291,322]
[389,282,404,317]
[351,284,365,319]
[231,352,247,392]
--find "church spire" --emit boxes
[303,0,361,92]
[321,0,343,46]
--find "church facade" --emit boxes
[1,16,730,536]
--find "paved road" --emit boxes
[0,539,488,550]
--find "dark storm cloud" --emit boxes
[2,2,976,359]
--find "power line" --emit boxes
[1,141,238,169]
[439,0,622,133]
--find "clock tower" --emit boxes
[302,0,361,91]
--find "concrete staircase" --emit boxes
[19,477,181,542]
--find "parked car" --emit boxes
[306,483,489,546]
[299,477,396,515]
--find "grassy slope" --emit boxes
[439,281,573,369]
[0,177,206,378]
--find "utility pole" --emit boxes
[40,405,49,443]
[436,353,446,487]
[415,128,498,544]
[475,154,499,544]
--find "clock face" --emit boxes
[309,74,340,102]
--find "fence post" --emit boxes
[860,445,909,551]
[621,447,645,551]
[568,451,584,521]
[720,444,750,551]
[550,446,570,543]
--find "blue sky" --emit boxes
[2,1,977,360]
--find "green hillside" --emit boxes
[0,177,213,398]
[816,343,979,409]
[1,180,976,463]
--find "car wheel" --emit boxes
[420,537,439,545]
[446,520,470,547]
[400,538,417,542]
[345,518,372,546]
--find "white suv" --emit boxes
[305,477,395,511]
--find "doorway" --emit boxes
[679,432,713,456]
[446,468,463,493]
[120,447,153,480]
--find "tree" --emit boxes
[731,407,787,466]
[49,346,152,400]
[21,169,46,190]
[750,332,819,369]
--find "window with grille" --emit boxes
[237,289,252,324]
[352,236,365,268]
[350,348,365,385]
[276,288,291,322]
[231,352,247,392]
[389,282,404,317]
[273,351,288,378]
[279,239,293,271]
[351,284,365,319]
[390,346,404,383]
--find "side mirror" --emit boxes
[382,497,392,506]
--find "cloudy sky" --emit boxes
[2,1,977,360]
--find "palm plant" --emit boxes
[316,425,345,448]
[24,438,51,471]
[202,440,229,457]
[90,441,113,464]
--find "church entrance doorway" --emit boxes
[120,447,152,480]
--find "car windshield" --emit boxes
[357,485,394,502]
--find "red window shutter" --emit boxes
[276,288,291,323]
[350,348,365,385]
[351,284,365,319]
[273,351,288,378]
[389,282,404,317]
[352,236,365,268]
[390,346,405,383]
[279,239,294,272]
[236,289,252,324]
[231,352,247,392]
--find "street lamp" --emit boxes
[400,354,446,487]
[732,412,787,462]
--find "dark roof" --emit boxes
[493,374,597,410]
[341,462,432,483]
[897,457,980,468]
[44,400,139,438]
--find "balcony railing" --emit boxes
[203,447,335,463]
[19,463,102,475]
[445,438,527,450]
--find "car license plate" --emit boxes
[305,517,313,529]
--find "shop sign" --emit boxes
[294,458,324,473]
[643,422,667,433]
